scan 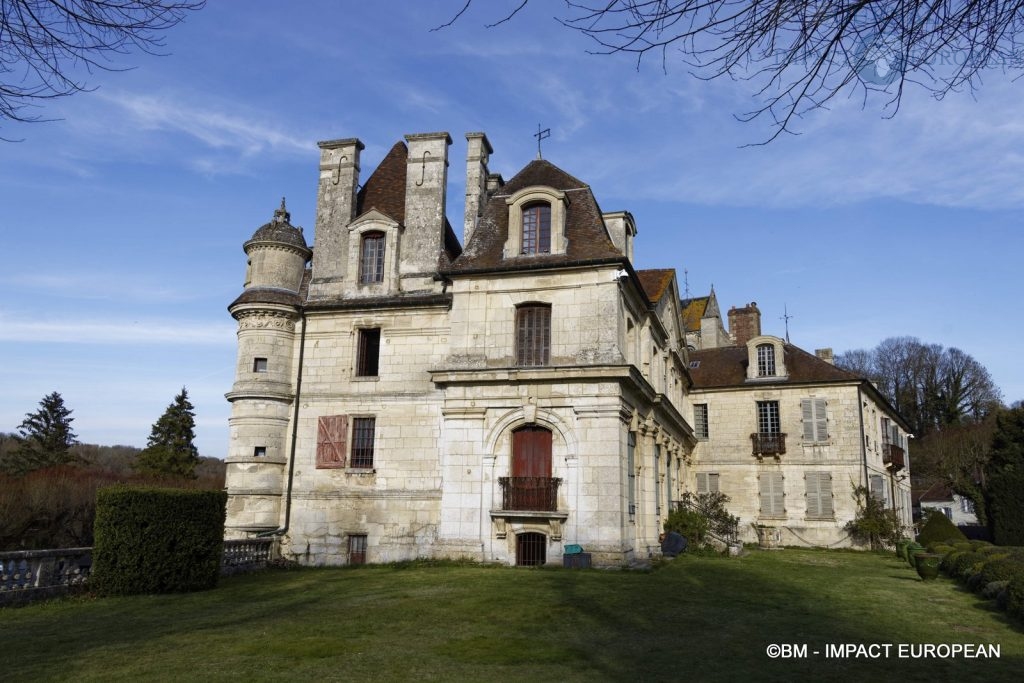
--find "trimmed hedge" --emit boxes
[92,486,228,596]
[917,511,968,546]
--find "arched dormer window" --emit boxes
[746,336,787,381]
[756,343,776,377]
[504,187,567,257]
[359,231,385,284]
[521,202,551,254]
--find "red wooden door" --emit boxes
[512,426,552,510]
[512,426,552,477]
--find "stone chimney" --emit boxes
[728,302,762,346]
[310,137,363,299]
[463,132,492,246]
[401,132,451,291]
[815,348,835,365]
[602,211,636,263]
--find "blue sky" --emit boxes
[1,1,1021,457]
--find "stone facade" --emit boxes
[224,129,911,565]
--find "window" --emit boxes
[759,471,785,517]
[665,454,673,508]
[359,231,385,284]
[756,343,776,376]
[348,534,367,565]
[961,497,976,514]
[805,472,834,519]
[696,472,720,494]
[757,401,780,434]
[253,357,268,373]
[350,417,376,469]
[694,404,709,439]
[627,431,636,517]
[356,328,381,377]
[253,446,266,458]
[801,398,828,442]
[521,202,551,254]
[516,304,550,366]
[316,415,349,469]
[869,474,886,503]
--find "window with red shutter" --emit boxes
[316,415,349,469]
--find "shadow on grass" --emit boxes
[2,552,1022,681]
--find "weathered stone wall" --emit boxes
[688,382,912,546]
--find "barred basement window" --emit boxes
[356,328,381,377]
[253,357,268,373]
[516,304,550,366]
[350,417,376,469]
[348,534,367,565]
[359,231,385,284]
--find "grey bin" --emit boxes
[563,552,592,569]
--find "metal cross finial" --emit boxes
[534,124,551,159]
[781,304,794,344]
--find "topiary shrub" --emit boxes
[91,485,227,596]
[988,468,1024,546]
[941,550,965,574]
[973,557,1023,592]
[984,580,1010,600]
[970,539,994,551]
[917,510,969,546]
[951,551,988,582]
[1005,571,1024,619]
[927,542,954,554]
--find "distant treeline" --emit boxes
[0,436,225,551]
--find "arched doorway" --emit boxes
[516,532,547,566]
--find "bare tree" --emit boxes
[0,1,204,131]
[438,1,1024,141]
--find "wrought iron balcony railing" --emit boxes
[751,432,787,457]
[498,476,561,512]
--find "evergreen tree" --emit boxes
[2,392,79,474]
[135,388,200,479]
[984,403,1024,544]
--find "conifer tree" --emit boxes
[135,388,200,479]
[2,392,79,474]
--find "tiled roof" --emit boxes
[447,158,624,273]
[689,343,861,388]
[917,481,957,503]
[229,287,304,309]
[356,142,407,223]
[246,201,310,252]
[681,295,710,332]
[637,269,675,304]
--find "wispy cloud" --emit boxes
[0,313,235,346]
[1,272,211,303]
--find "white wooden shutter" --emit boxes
[802,399,815,440]
[759,472,784,516]
[802,398,828,441]
[697,472,708,494]
[806,472,834,518]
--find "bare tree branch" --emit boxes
[437,1,1024,141]
[0,0,204,136]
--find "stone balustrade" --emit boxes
[0,538,276,606]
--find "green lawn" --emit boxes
[3,549,1022,681]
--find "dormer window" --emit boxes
[745,336,788,381]
[504,187,567,257]
[521,202,551,254]
[757,343,776,377]
[359,231,385,284]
